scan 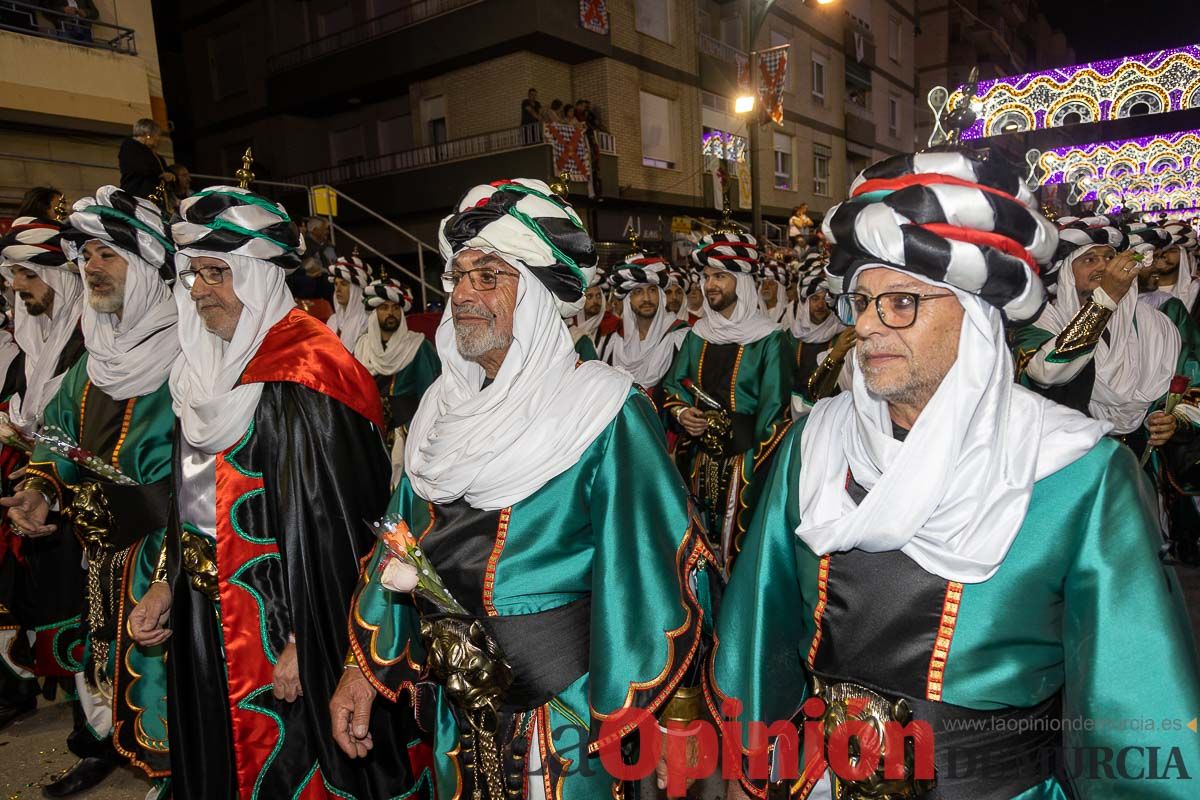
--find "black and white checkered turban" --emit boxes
[364,278,413,313]
[664,265,691,290]
[1125,224,1171,251]
[1163,221,1197,251]
[798,267,830,300]
[438,179,597,316]
[691,231,759,274]
[1041,216,1128,287]
[821,151,1058,324]
[0,216,72,272]
[758,260,788,285]
[172,186,305,271]
[328,254,371,286]
[61,186,176,282]
[610,253,670,298]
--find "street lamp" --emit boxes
[741,0,836,241]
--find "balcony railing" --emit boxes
[288,123,616,186]
[698,32,748,67]
[267,0,483,74]
[0,0,136,54]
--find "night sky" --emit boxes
[1040,0,1197,63]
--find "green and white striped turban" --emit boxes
[438,178,597,317]
[172,186,305,271]
[60,186,176,282]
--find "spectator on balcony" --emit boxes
[787,203,813,249]
[15,186,63,219]
[119,118,173,200]
[0,0,37,32]
[543,99,566,125]
[44,0,98,44]
[167,163,192,213]
[520,88,542,126]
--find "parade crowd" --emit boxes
[0,140,1197,800]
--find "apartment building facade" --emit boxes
[914,0,1075,148]
[0,0,169,215]
[170,0,917,263]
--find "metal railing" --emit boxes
[310,185,443,310]
[0,0,136,54]
[188,174,443,311]
[267,0,482,74]
[697,32,748,66]
[290,123,616,186]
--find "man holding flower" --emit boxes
[332,179,712,799]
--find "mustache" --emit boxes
[453,303,495,320]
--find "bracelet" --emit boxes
[1053,299,1112,359]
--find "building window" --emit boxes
[330,126,365,165]
[770,31,791,92]
[421,95,447,148]
[640,91,677,169]
[811,53,827,104]
[888,15,901,62]
[635,0,672,44]
[888,94,900,137]
[773,132,794,190]
[813,143,831,197]
[209,29,247,101]
[378,114,413,154]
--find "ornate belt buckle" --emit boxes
[180,529,218,601]
[70,481,112,546]
[812,675,937,800]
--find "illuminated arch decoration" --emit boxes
[1141,207,1200,223]
[955,44,1200,139]
[1039,130,1200,190]
[1090,169,1200,212]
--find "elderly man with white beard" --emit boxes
[711,151,1200,800]
[1,187,179,798]
[332,178,711,800]
[125,184,425,800]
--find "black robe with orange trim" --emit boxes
[165,309,428,799]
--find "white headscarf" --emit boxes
[1035,247,1179,434]
[6,267,84,432]
[405,259,632,510]
[796,284,1109,584]
[691,272,779,345]
[169,250,296,453]
[790,293,845,344]
[353,306,426,377]
[1167,247,1199,311]
[80,242,180,401]
[0,330,18,395]
[603,287,687,388]
[568,307,603,343]
[758,284,794,330]
[327,283,369,351]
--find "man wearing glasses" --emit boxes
[332,178,712,800]
[126,185,425,799]
[711,151,1200,799]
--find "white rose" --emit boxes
[380,558,419,593]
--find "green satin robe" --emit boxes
[710,416,1200,799]
[27,355,174,778]
[348,391,711,799]
[662,329,793,564]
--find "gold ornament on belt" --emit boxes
[180,528,219,601]
[810,675,937,800]
[69,481,114,546]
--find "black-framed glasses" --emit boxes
[179,265,231,289]
[440,267,519,292]
[833,291,955,329]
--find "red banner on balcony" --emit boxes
[544,123,592,181]
[758,44,789,125]
[579,0,609,35]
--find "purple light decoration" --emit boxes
[960,44,1200,139]
[1040,129,1200,186]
